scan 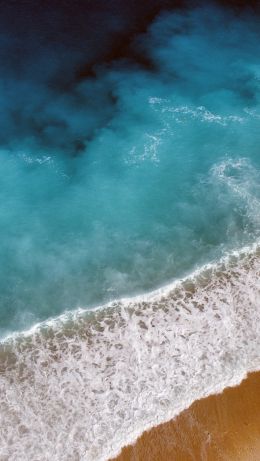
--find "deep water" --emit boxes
[0,1,260,336]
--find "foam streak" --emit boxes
[0,246,259,460]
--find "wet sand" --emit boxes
[111,371,260,461]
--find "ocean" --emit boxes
[0,1,259,460]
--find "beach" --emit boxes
[0,2,259,460]
[0,246,259,461]
[112,371,260,461]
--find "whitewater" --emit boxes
[0,2,259,460]
[0,243,259,461]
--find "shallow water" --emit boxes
[1,245,260,461]
[0,2,260,460]
[0,3,260,335]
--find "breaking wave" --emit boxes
[0,243,259,461]
[0,2,260,460]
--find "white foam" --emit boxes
[149,100,246,126]
[0,244,259,461]
[1,239,259,343]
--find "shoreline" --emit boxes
[111,371,260,461]
[2,240,259,344]
[0,243,259,460]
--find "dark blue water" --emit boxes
[0,1,259,335]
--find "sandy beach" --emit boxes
[111,371,260,461]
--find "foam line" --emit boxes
[1,239,260,343]
[0,243,259,460]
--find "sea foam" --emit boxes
[0,244,259,461]
[0,3,260,460]
[1,3,260,335]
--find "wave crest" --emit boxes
[0,245,259,461]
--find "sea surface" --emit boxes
[0,1,259,460]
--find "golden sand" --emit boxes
[111,371,260,461]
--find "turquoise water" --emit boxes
[0,4,260,336]
[0,4,260,461]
